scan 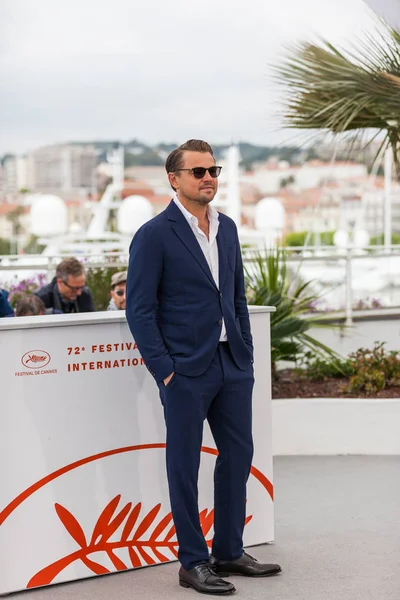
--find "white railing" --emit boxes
[244,244,400,325]
[0,253,129,280]
[3,245,400,325]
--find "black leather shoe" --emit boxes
[179,564,236,595]
[210,551,282,578]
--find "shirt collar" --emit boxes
[173,193,219,226]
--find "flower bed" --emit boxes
[272,342,400,399]
[272,370,400,399]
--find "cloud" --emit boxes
[0,0,378,153]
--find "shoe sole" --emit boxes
[179,580,236,594]
[216,567,282,578]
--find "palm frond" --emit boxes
[274,22,400,173]
[298,332,338,358]
[271,340,302,363]
[271,317,309,341]
[245,248,336,366]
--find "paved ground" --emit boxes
[6,456,400,600]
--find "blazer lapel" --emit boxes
[217,218,228,290]
[167,201,217,288]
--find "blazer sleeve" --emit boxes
[233,227,253,356]
[126,223,174,383]
[0,290,14,317]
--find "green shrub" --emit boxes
[370,233,400,245]
[23,235,46,254]
[302,342,400,395]
[284,231,335,247]
[301,352,354,380]
[0,237,11,255]
[346,343,400,395]
[86,266,126,311]
[284,232,307,247]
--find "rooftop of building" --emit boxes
[249,160,369,173]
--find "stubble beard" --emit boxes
[189,190,217,206]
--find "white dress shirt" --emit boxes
[173,194,228,342]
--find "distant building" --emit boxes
[121,179,170,215]
[276,177,400,240]
[362,181,400,238]
[1,156,29,197]
[27,144,98,193]
[124,166,171,195]
[242,160,368,194]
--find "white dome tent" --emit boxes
[117,195,154,235]
[353,229,370,249]
[30,195,67,237]
[68,222,85,235]
[254,197,285,246]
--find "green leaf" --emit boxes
[245,248,337,366]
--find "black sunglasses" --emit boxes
[115,289,125,297]
[175,166,222,179]
[62,280,85,292]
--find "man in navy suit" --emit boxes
[126,140,281,594]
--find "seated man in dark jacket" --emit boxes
[36,257,95,313]
[0,288,14,317]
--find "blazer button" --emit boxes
[218,319,222,325]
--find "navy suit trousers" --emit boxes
[157,343,254,571]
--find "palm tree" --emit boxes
[275,23,400,176]
[244,249,337,372]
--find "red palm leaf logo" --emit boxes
[27,495,253,588]
[0,445,271,591]
[21,350,51,369]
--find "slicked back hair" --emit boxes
[165,139,214,191]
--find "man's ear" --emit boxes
[168,172,178,191]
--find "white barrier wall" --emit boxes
[0,307,274,595]
[273,398,400,455]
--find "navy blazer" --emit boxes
[126,200,253,383]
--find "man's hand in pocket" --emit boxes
[163,372,174,386]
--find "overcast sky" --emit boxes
[0,0,378,155]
